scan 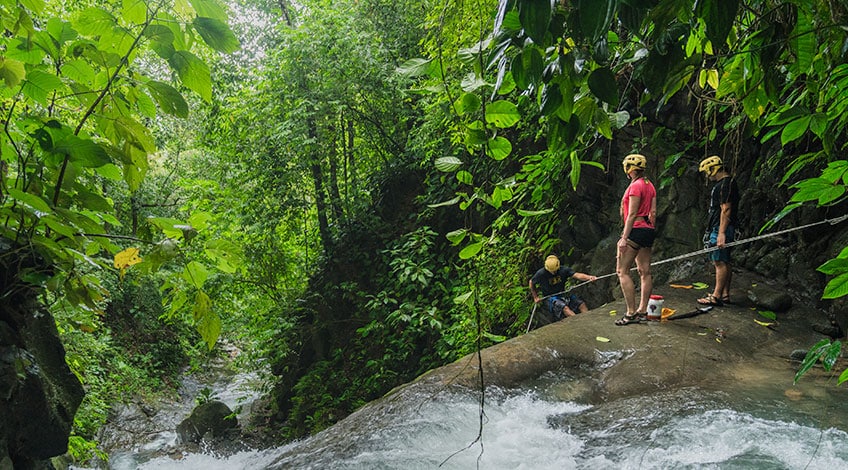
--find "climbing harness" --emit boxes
[525,213,848,332]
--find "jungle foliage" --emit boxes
[2,0,848,460]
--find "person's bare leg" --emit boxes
[617,246,638,314]
[635,247,653,313]
[578,302,588,313]
[714,260,730,300]
[563,306,576,317]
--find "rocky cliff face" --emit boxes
[1,241,84,469]
[553,109,848,335]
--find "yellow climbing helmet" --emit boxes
[699,155,723,177]
[544,255,560,274]
[622,153,647,174]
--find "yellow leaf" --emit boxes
[716,338,722,343]
[114,247,143,269]
[596,336,610,342]
[754,320,774,327]
[707,69,719,90]
[609,310,617,316]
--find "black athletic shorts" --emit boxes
[628,227,656,249]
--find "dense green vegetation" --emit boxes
[1,0,847,463]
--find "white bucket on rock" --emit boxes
[647,295,663,321]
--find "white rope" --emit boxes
[529,213,848,307]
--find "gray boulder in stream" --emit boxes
[176,400,238,444]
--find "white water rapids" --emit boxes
[99,384,848,469]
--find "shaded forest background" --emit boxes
[1,0,848,465]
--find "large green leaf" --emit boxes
[146,80,189,117]
[485,100,520,128]
[122,0,147,24]
[818,258,848,276]
[205,239,244,273]
[148,216,188,239]
[54,135,111,168]
[61,59,95,85]
[459,241,484,259]
[569,150,581,189]
[7,188,52,215]
[21,70,64,106]
[182,261,209,289]
[578,0,618,44]
[517,0,551,45]
[540,82,562,116]
[46,17,77,44]
[193,290,220,350]
[396,58,433,78]
[512,47,543,90]
[780,115,810,146]
[694,0,738,48]
[72,8,117,38]
[790,177,845,205]
[446,228,468,245]
[454,92,481,116]
[146,24,177,59]
[193,17,240,53]
[189,0,228,22]
[114,116,157,153]
[486,136,512,160]
[0,57,26,88]
[435,156,463,172]
[790,11,815,75]
[168,51,212,101]
[794,338,831,383]
[20,0,45,15]
[7,38,48,65]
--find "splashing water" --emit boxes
[119,387,848,470]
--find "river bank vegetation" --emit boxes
[1,0,847,466]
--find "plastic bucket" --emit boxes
[647,295,664,321]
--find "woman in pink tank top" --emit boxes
[615,154,657,326]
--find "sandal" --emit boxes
[720,296,734,305]
[615,312,644,326]
[697,294,724,306]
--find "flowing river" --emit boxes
[90,368,848,469]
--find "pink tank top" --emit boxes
[622,177,656,228]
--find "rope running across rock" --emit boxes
[526,214,848,333]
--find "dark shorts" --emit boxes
[546,294,585,320]
[707,226,735,263]
[627,227,656,249]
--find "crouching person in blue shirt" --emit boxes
[529,255,597,323]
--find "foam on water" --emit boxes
[115,388,848,470]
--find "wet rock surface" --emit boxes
[422,268,835,403]
[266,266,847,469]
[176,400,238,444]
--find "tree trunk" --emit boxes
[327,117,344,225]
[309,121,332,253]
